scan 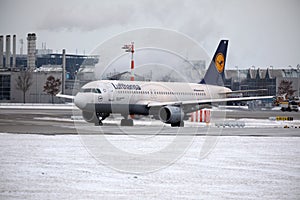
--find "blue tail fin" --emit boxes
[200,40,228,86]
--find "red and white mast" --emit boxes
[122,42,135,81]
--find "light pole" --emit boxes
[235,66,240,90]
[270,65,274,75]
[288,65,298,98]
[288,65,293,78]
[297,64,300,97]
[269,66,274,96]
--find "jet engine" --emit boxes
[82,111,98,123]
[158,106,184,124]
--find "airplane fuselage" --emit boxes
[74,80,232,116]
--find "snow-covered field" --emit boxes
[0,133,299,199]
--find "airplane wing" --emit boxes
[147,96,273,107]
[56,92,75,100]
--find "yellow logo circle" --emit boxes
[215,53,225,73]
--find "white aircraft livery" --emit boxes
[58,40,273,127]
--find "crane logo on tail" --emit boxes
[215,53,225,73]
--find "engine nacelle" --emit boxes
[82,111,98,123]
[158,106,184,124]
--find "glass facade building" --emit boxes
[0,74,10,100]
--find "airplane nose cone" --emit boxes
[74,94,86,110]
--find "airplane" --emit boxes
[57,40,273,127]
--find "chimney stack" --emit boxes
[13,35,16,68]
[5,35,11,68]
[0,36,3,68]
[27,33,37,70]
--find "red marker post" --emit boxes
[122,42,135,81]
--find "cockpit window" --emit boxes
[93,88,101,93]
[80,88,101,93]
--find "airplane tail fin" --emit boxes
[200,40,228,86]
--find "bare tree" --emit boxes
[277,80,296,99]
[43,75,61,104]
[15,71,33,103]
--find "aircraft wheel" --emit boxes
[94,121,103,126]
[129,119,134,126]
[121,119,134,126]
[180,121,184,127]
[171,121,184,127]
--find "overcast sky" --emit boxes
[0,0,299,69]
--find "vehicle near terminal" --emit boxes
[280,101,299,112]
[58,40,273,127]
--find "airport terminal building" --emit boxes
[224,68,300,98]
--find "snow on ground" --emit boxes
[0,133,299,199]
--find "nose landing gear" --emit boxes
[95,113,110,126]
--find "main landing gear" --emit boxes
[171,121,184,127]
[95,113,110,126]
[120,115,134,126]
[94,113,134,126]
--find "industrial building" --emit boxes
[0,33,99,103]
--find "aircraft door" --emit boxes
[150,89,157,100]
[106,83,115,102]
